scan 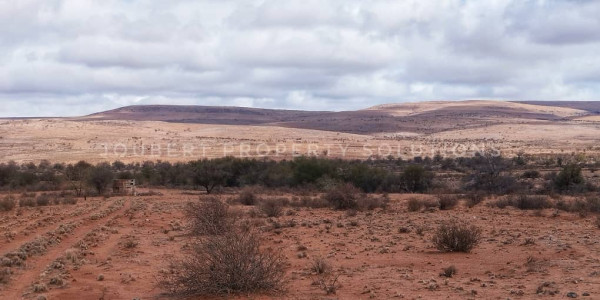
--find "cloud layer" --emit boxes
[1,0,599,117]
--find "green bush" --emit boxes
[554,164,584,192]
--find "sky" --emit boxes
[1,0,600,117]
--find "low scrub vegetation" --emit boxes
[185,198,232,236]
[161,231,286,296]
[432,220,482,253]
[438,195,460,210]
[492,195,552,210]
[258,198,286,217]
[164,197,288,297]
[0,196,15,211]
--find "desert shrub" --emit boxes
[554,164,584,192]
[36,194,52,206]
[0,267,10,284]
[19,197,36,207]
[466,192,485,208]
[356,194,389,211]
[401,165,432,193]
[512,195,552,210]
[322,183,360,210]
[161,231,285,296]
[123,239,138,249]
[522,170,540,179]
[258,198,285,217]
[0,196,16,211]
[438,195,460,210]
[236,189,259,206]
[586,196,600,213]
[432,220,482,253]
[291,196,329,208]
[407,197,423,212]
[440,265,457,278]
[311,257,330,275]
[62,197,77,205]
[491,197,512,209]
[185,198,232,236]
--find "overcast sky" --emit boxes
[1,0,600,117]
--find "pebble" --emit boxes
[567,292,578,298]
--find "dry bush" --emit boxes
[185,197,233,236]
[0,196,16,211]
[236,188,259,206]
[161,231,286,296]
[36,194,52,206]
[440,265,457,278]
[432,220,482,253]
[492,195,552,210]
[291,196,329,208]
[310,257,330,275]
[258,198,285,217]
[512,195,552,210]
[356,194,389,211]
[438,195,460,210]
[0,267,11,284]
[322,183,360,210]
[407,197,423,212]
[466,192,485,208]
[62,197,77,205]
[19,197,36,207]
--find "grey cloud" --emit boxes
[0,0,600,117]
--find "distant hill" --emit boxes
[79,100,600,134]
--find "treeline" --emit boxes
[0,153,597,196]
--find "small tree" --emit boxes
[190,160,229,194]
[86,163,114,195]
[554,164,584,192]
[401,165,431,193]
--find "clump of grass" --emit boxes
[407,197,423,212]
[440,265,457,278]
[432,220,482,253]
[123,239,138,249]
[311,257,330,275]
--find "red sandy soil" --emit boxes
[1,189,599,299]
